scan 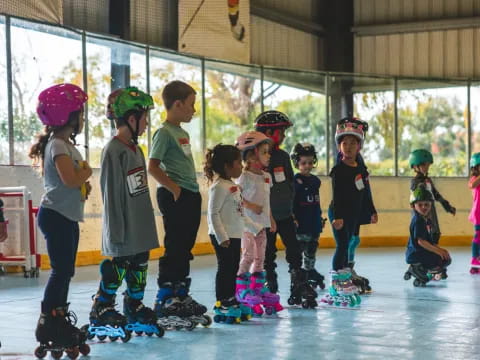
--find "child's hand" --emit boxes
[332,219,344,230]
[293,218,299,228]
[172,184,182,201]
[220,240,230,248]
[270,218,277,233]
[0,221,7,242]
[437,248,450,261]
[251,203,263,215]
[85,181,92,198]
[371,213,378,224]
[81,161,93,178]
[450,207,456,216]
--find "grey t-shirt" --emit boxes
[40,138,85,222]
[100,137,159,257]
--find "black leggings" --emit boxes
[210,235,241,301]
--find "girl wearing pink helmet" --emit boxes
[234,131,283,316]
[29,83,91,357]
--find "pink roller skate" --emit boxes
[470,257,480,274]
[235,273,263,316]
[250,272,283,315]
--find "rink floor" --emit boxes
[0,247,479,360]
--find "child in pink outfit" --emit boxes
[468,153,480,273]
[234,131,283,315]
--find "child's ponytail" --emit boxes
[29,125,54,173]
[204,144,241,183]
[204,148,216,183]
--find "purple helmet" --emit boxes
[37,84,88,126]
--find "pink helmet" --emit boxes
[37,83,88,126]
[235,131,272,159]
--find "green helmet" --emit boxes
[408,149,433,168]
[112,86,154,119]
[410,185,434,204]
[471,152,480,168]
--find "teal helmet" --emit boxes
[112,86,154,119]
[408,149,433,168]
[471,153,480,168]
[410,185,434,204]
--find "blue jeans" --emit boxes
[328,207,357,271]
[38,207,79,312]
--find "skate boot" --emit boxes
[288,268,318,309]
[212,297,242,324]
[154,282,197,331]
[306,269,326,290]
[470,257,480,274]
[403,263,430,287]
[320,270,361,307]
[84,295,130,342]
[427,267,444,282]
[35,304,90,359]
[123,293,164,338]
[235,272,263,316]
[231,23,245,41]
[250,272,283,315]
[265,270,279,294]
[175,278,212,328]
[348,262,372,294]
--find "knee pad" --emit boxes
[126,261,148,300]
[100,259,127,295]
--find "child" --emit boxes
[404,185,451,286]
[468,152,480,274]
[148,80,210,328]
[29,84,91,353]
[235,131,283,316]
[227,0,245,41]
[205,144,248,323]
[323,117,376,307]
[87,87,162,341]
[290,143,326,290]
[255,110,317,309]
[0,198,7,242]
[409,149,456,246]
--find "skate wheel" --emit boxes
[109,336,119,342]
[301,301,309,309]
[225,316,234,324]
[186,321,196,331]
[265,307,274,315]
[97,334,107,341]
[34,346,47,359]
[213,314,224,323]
[404,272,411,280]
[319,283,326,290]
[413,279,422,287]
[471,268,477,274]
[121,330,131,343]
[51,350,63,359]
[287,298,295,306]
[155,325,165,337]
[79,343,90,356]
[135,330,143,336]
[202,315,212,327]
[146,332,153,337]
[66,347,79,359]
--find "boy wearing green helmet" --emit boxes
[409,149,456,250]
[468,152,480,274]
[404,185,451,287]
[87,87,163,341]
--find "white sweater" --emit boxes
[208,178,262,244]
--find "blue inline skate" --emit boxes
[124,293,164,337]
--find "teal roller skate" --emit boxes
[320,269,361,307]
[213,298,242,324]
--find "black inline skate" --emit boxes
[83,295,131,342]
[306,269,326,290]
[403,263,430,287]
[175,278,212,328]
[265,270,279,294]
[348,262,372,294]
[35,304,90,359]
[123,293,164,337]
[154,282,197,331]
[287,268,318,308]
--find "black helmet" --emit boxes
[254,110,293,132]
[290,142,317,168]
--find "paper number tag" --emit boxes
[179,137,192,156]
[274,167,286,183]
[355,174,365,190]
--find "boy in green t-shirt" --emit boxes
[148,80,210,327]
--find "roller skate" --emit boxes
[175,278,212,328]
[212,297,242,324]
[35,304,90,359]
[83,295,131,342]
[123,293,164,338]
[250,272,283,315]
[235,273,264,316]
[306,269,326,290]
[265,270,279,294]
[320,269,361,307]
[231,23,245,41]
[403,263,430,287]
[470,257,480,274]
[154,282,197,331]
[348,263,372,294]
[427,267,444,282]
[287,268,318,309]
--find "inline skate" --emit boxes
[403,263,430,287]
[265,269,279,294]
[35,304,90,359]
[348,262,372,294]
[288,268,318,309]
[306,269,326,290]
[123,293,164,337]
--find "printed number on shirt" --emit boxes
[179,137,192,156]
[127,167,149,197]
[355,174,365,191]
[274,167,285,183]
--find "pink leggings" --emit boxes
[238,229,267,275]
